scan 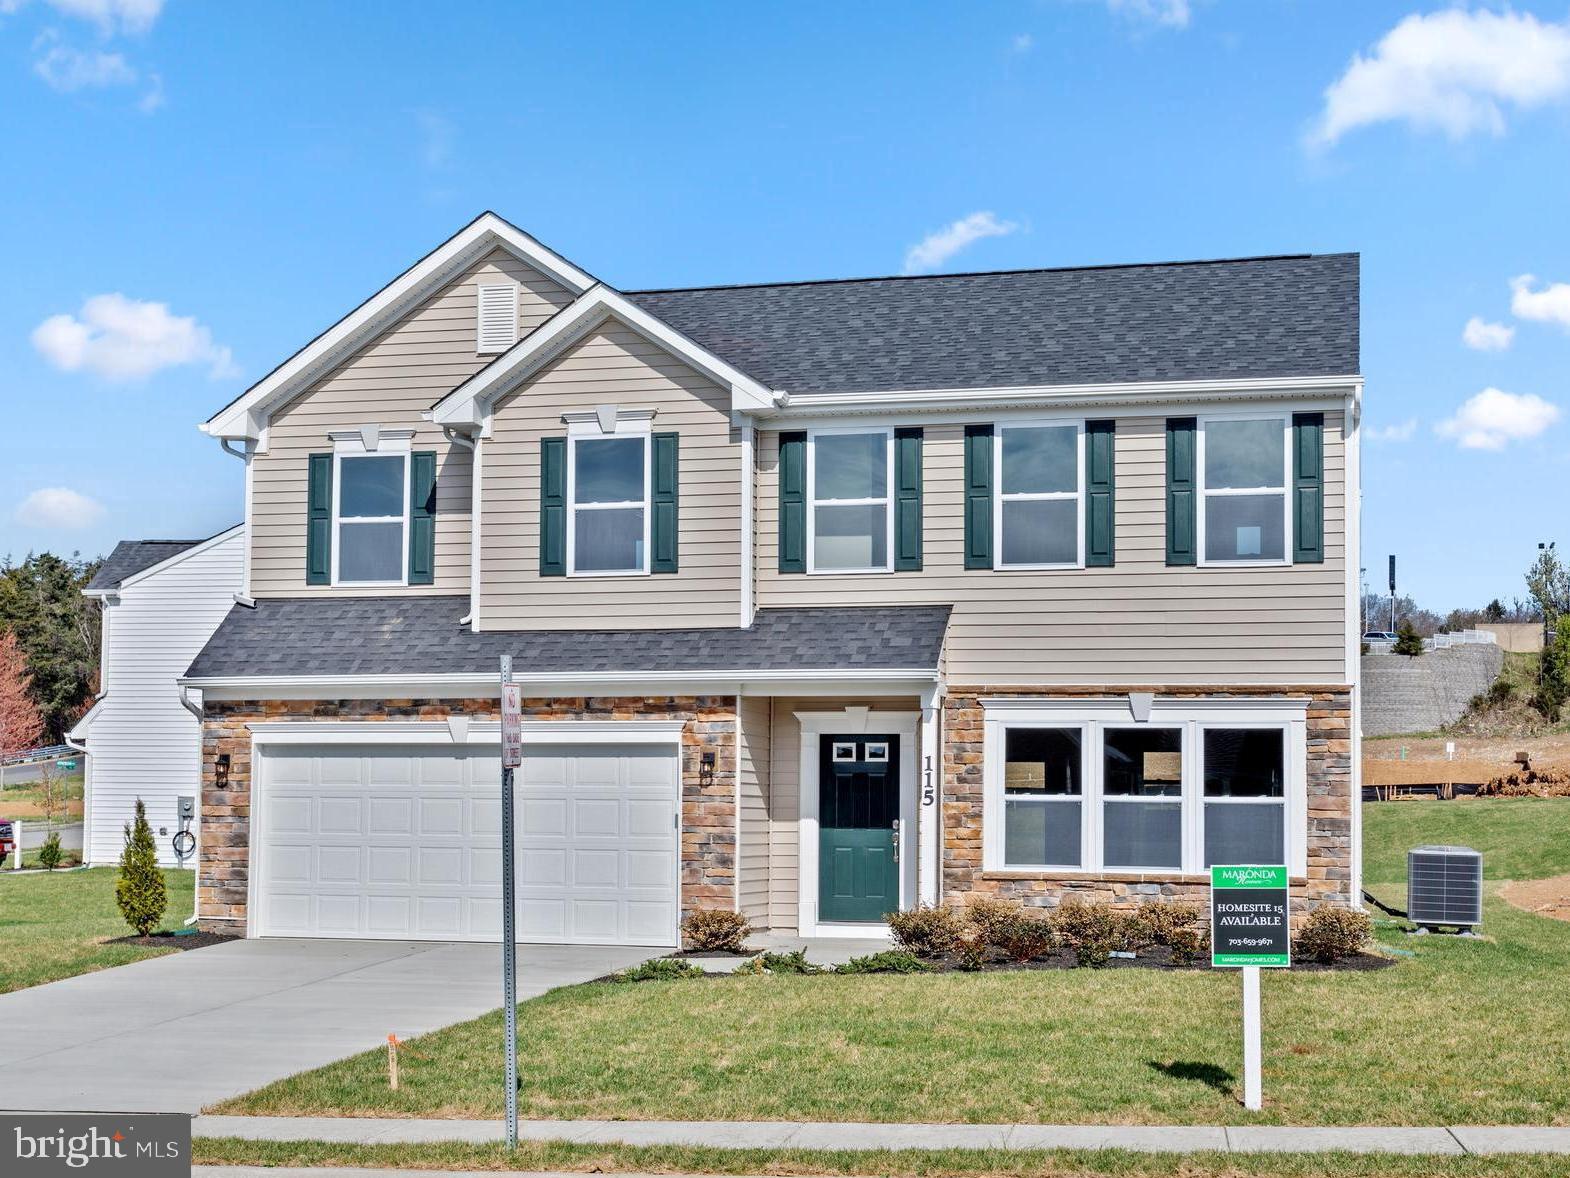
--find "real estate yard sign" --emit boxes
[1210,864,1290,967]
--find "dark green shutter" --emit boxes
[1292,412,1324,564]
[306,453,332,585]
[651,431,679,573]
[963,424,993,570]
[1086,420,1115,567]
[778,431,806,573]
[1165,417,1197,566]
[539,436,567,577]
[894,427,923,572]
[407,450,437,585]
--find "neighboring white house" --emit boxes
[71,527,243,867]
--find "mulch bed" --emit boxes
[104,930,239,952]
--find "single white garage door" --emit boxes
[255,742,680,945]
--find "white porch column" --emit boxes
[918,684,943,906]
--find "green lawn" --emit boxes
[0,866,195,993]
[1362,797,1569,886]
[191,1136,1570,1178]
[217,798,1570,1127]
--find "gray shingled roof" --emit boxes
[627,253,1358,394]
[87,539,206,591]
[185,597,950,679]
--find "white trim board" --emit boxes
[203,212,595,442]
[246,719,687,745]
[795,708,921,938]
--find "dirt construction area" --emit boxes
[1501,874,1570,922]
[1363,731,1570,789]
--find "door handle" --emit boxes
[891,818,901,863]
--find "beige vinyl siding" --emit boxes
[756,413,1348,685]
[250,250,572,597]
[764,696,921,930]
[479,321,742,630]
[737,695,772,924]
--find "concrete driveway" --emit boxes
[0,938,649,1114]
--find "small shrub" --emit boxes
[611,957,706,982]
[1135,900,1206,964]
[681,907,752,953]
[734,954,767,976]
[1049,898,1139,968]
[953,927,987,972]
[1293,906,1373,963]
[835,950,931,975]
[760,949,823,974]
[37,831,63,871]
[1392,620,1424,657]
[990,909,1056,963]
[886,905,962,958]
[116,798,166,937]
[960,894,1023,947]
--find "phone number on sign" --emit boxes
[1228,937,1279,948]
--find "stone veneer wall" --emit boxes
[197,695,737,934]
[941,686,1354,919]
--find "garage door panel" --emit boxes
[574,798,620,837]
[258,741,678,945]
[418,798,463,836]
[319,797,364,834]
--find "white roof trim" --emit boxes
[202,213,595,441]
[763,375,1363,419]
[246,719,688,746]
[432,285,774,427]
[67,693,109,742]
[86,525,245,597]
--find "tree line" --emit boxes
[0,553,102,754]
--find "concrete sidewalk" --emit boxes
[191,1114,1570,1155]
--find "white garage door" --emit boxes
[255,742,680,945]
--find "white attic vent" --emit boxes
[477,283,519,354]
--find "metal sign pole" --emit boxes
[499,655,519,1152]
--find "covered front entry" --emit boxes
[251,736,680,946]
[817,735,901,922]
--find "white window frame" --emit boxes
[1197,722,1290,872]
[994,419,1086,570]
[1099,723,1186,872]
[995,721,1088,871]
[1196,412,1291,568]
[981,698,1308,877]
[805,426,895,575]
[566,421,652,578]
[330,439,411,588]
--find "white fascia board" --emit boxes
[248,718,687,746]
[760,374,1363,421]
[182,668,940,701]
[67,693,108,742]
[202,213,595,441]
[113,525,246,593]
[433,286,773,428]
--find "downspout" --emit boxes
[737,414,755,628]
[177,685,204,925]
[219,439,257,608]
[442,425,480,627]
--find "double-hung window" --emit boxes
[334,452,409,585]
[568,432,650,575]
[1199,416,1289,564]
[984,701,1303,875]
[807,428,893,573]
[996,422,1083,568]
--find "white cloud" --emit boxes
[1310,9,1570,147]
[31,293,238,382]
[45,0,162,35]
[1010,33,1034,54]
[1435,387,1560,450]
[33,42,135,90]
[1366,419,1418,443]
[1462,316,1514,351]
[1510,274,1570,330]
[903,211,1020,275]
[1105,0,1190,30]
[14,487,105,530]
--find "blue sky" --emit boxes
[1,1,1568,611]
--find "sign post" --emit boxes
[499,657,523,1151]
[1210,865,1290,1111]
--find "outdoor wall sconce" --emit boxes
[215,753,230,789]
[699,751,716,786]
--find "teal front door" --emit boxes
[818,735,900,923]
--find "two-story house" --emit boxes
[175,212,1360,945]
